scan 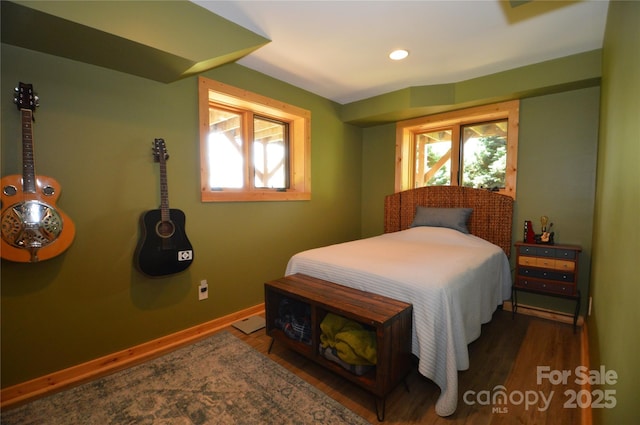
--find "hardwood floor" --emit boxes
[229,309,583,424]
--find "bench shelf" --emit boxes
[264,273,413,421]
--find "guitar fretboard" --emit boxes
[21,109,36,194]
[156,139,170,223]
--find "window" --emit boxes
[396,100,519,198]
[199,77,311,202]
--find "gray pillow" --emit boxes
[410,207,473,234]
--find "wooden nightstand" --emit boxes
[512,242,582,332]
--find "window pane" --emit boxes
[414,130,451,188]
[253,116,288,189]
[461,121,507,190]
[208,108,244,189]
[200,77,311,202]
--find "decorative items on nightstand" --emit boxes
[512,241,582,332]
[523,216,555,245]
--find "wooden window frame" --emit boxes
[395,100,519,199]
[198,77,311,202]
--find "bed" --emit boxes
[285,186,514,417]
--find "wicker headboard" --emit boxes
[384,186,514,258]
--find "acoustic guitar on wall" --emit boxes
[134,138,193,277]
[1,82,75,262]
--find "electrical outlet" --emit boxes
[199,280,208,301]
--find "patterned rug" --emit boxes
[1,331,370,425]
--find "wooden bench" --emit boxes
[264,273,413,421]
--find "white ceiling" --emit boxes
[192,0,609,105]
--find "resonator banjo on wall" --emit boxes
[1,82,75,262]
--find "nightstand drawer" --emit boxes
[518,245,539,256]
[518,256,538,266]
[518,256,576,271]
[535,257,556,268]
[518,267,539,278]
[555,249,577,260]
[517,245,577,260]
[515,277,575,296]
[554,259,576,271]
[538,270,575,282]
[518,267,574,282]
[537,246,556,258]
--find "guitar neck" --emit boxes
[159,154,170,222]
[21,109,37,193]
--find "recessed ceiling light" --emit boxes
[389,49,409,61]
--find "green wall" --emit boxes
[0,44,362,386]
[590,2,640,424]
[514,88,599,313]
[360,123,396,235]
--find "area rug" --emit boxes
[1,331,370,425]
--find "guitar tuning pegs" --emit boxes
[33,95,40,107]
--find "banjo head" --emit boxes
[1,200,64,249]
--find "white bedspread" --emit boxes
[285,226,512,417]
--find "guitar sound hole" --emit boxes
[3,185,17,196]
[42,185,55,196]
[155,221,175,239]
